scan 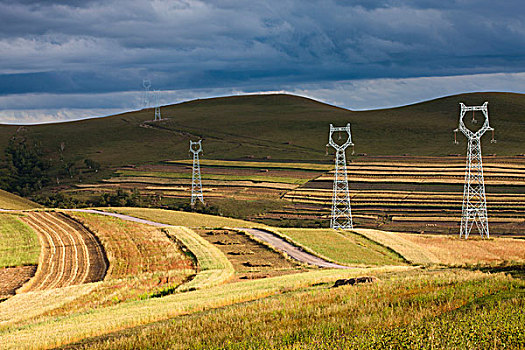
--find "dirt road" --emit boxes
[237,228,351,269]
[65,209,171,227]
[65,210,350,269]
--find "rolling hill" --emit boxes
[0,92,523,176]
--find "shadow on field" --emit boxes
[470,264,525,279]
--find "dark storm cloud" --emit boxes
[0,0,524,121]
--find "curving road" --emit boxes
[65,209,171,227]
[65,209,350,269]
[236,228,351,269]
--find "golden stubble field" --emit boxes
[355,228,525,265]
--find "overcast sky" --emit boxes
[0,0,524,123]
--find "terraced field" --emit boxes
[72,157,525,235]
[67,162,324,217]
[281,157,525,235]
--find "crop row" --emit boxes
[18,212,107,292]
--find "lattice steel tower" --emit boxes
[154,90,162,121]
[189,140,204,206]
[327,123,354,230]
[454,102,495,239]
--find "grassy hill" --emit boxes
[0,92,523,176]
[0,189,41,210]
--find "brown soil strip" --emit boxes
[0,266,36,299]
[196,229,305,281]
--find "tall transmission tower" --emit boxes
[327,123,354,230]
[189,140,204,206]
[454,102,495,239]
[142,79,151,109]
[154,90,162,121]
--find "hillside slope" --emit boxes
[0,189,41,210]
[0,92,523,173]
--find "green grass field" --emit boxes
[0,213,40,267]
[274,228,406,266]
[70,268,524,350]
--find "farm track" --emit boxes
[68,210,349,270]
[18,212,107,292]
[237,228,351,269]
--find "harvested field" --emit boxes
[99,178,297,190]
[18,212,107,292]
[354,228,525,265]
[196,229,304,281]
[143,163,321,178]
[401,234,525,265]
[391,216,525,223]
[0,283,99,326]
[69,212,192,278]
[69,157,524,236]
[115,169,309,185]
[353,229,441,265]
[315,175,525,186]
[278,158,525,235]
[164,226,233,292]
[64,212,195,308]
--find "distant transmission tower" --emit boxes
[154,90,162,121]
[142,79,151,109]
[327,123,354,230]
[454,102,496,239]
[189,140,204,206]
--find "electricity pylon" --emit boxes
[327,123,353,230]
[142,79,151,109]
[454,102,495,239]
[154,90,162,121]
[189,140,204,206]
